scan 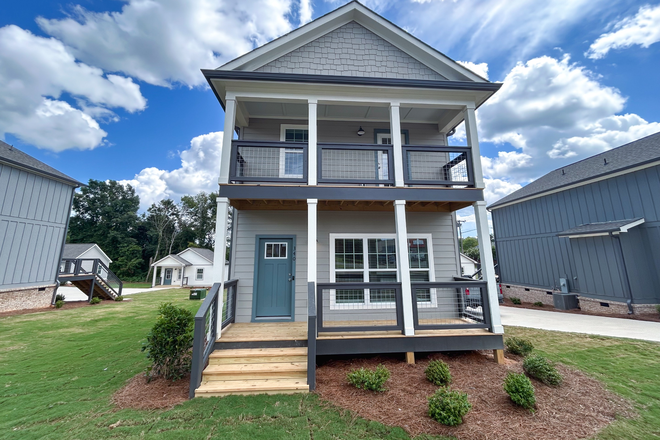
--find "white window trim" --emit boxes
[265,242,288,259]
[279,124,307,178]
[196,268,204,281]
[329,233,435,310]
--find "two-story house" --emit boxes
[190,1,504,398]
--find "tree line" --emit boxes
[67,179,220,281]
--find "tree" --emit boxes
[461,236,478,251]
[144,199,181,281]
[180,192,218,248]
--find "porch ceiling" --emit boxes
[230,199,472,212]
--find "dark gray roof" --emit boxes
[0,140,83,187]
[63,243,96,259]
[183,248,214,262]
[557,218,644,237]
[488,131,660,209]
[168,254,192,266]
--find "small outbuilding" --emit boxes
[151,248,215,287]
[460,253,480,277]
[61,243,112,269]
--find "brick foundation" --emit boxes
[502,283,659,315]
[0,285,56,312]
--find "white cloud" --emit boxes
[0,25,146,151]
[37,0,296,87]
[121,131,224,210]
[483,178,523,205]
[586,4,660,59]
[300,0,313,25]
[456,61,489,80]
[476,55,660,187]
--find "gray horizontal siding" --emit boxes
[232,209,460,322]
[0,163,74,289]
[243,119,446,146]
[492,164,660,303]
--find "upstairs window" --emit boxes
[279,125,307,178]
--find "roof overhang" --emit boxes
[151,255,192,267]
[178,248,214,264]
[78,244,113,264]
[557,218,645,239]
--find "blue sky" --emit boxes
[2,0,660,228]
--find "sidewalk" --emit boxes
[500,306,660,343]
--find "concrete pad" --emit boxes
[500,306,660,343]
[60,286,174,302]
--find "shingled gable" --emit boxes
[216,1,485,83]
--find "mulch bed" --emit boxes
[0,300,127,318]
[502,298,660,323]
[112,373,190,410]
[316,352,634,440]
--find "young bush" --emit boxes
[114,295,124,301]
[90,297,102,305]
[504,372,536,411]
[55,293,66,302]
[347,365,390,392]
[523,354,563,386]
[505,337,534,356]
[510,297,522,305]
[142,303,194,381]
[427,387,472,426]
[55,300,64,309]
[533,301,544,307]
[425,360,452,386]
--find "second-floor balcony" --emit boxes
[229,140,474,187]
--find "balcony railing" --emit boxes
[228,140,474,188]
[411,281,490,330]
[403,146,474,187]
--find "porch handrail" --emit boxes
[410,281,491,331]
[401,145,475,187]
[229,140,308,183]
[190,281,221,398]
[221,279,238,329]
[316,282,404,333]
[59,258,122,297]
[317,143,395,185]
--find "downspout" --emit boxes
[227,207,236,280]
[611,232,634,314]
[52,185,77,305]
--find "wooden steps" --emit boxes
[196,347,309,397]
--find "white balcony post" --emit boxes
[464,105,484,188]
[219,98,236,185]
[390,103,405,187]
[394,200,415,335]
[307,199,318,285]
[214,197,231,333]
[151,265,157,288]
[308,100,318,185]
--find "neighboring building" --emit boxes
[460,253,480,277]
[489,132,660,314]
[190,1,504,397]
[62,243,112,268]
[0,140,82,312]
[151,248,215,287]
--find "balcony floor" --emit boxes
[230,198,473,212]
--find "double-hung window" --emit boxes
[196,268,204,281]
[330,234,434,309]
[279,125,307,179]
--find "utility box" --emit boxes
[189,289,207,300]
[558,277,569,293]
[553,292,579,310]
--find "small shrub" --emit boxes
[510,297,522,305]
[425,360,452,386]
[55,300,64,309]
[347,365,390,392]
[504,372,536,411]
[115,295,124,301]
[90,297,102,305]
[533,301,544,307]
[142,303,194,381]
[656,304,660,315]
[523,354,563,386]
[505,337,534,356]
[55,293,66,302]
[428,387,472,426]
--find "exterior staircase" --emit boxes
[58,258,123,301]
[195,347,309,397]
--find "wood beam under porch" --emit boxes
[229,199,471,212]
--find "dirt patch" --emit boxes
[112,373,189,410]
[0,300,126,319]
[316,352,633,440]
[502,298,660,323]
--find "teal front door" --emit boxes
[164,268,172,285]
[254,238,294,319]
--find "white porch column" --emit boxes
[214,197,231,333]
[219,98,237,185]
[308,100,318,186]
[390,103,405,187]
[394,200,415,335]
[151,265,157,288]
[307,199,318,285]
[465,104,503,334]
[180,265,185,287]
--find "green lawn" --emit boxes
[1,292,659,439]
[120,282,154,289]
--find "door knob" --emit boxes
[288,273,294,282]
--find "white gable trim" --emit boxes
[178,248,214,264]
[152,255,187,267]
[78,244,113,264]
[219,2,484,83]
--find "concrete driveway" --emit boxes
[500,306,660,343]
[59,286,173,302]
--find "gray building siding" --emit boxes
[492,164,660,304]
[231,210,460,323]
[0,163,75,290]
[256,21,446,80]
